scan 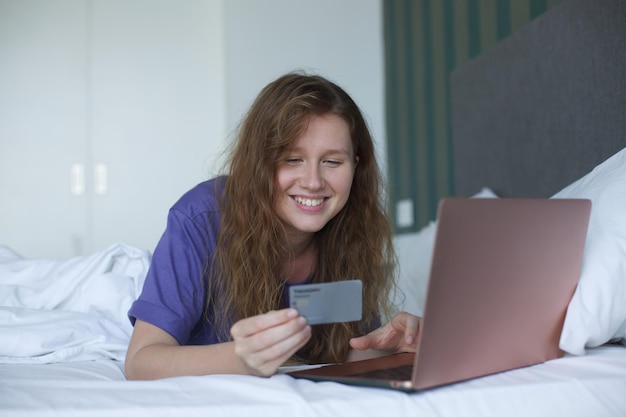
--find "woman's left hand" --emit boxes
[349,312,421,354]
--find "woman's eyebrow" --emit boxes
[289,146,352,156]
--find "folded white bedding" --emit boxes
[0,244,150,363]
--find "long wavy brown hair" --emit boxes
[206,72,397,363]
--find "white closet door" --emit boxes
[0,0,90,258]
[89,0,227,254]
[0,0,227,258]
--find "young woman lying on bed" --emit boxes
[125,72,420,379]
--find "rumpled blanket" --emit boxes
[0,244,150,363]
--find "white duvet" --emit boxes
[0,244,150,364]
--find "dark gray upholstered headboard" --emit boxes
[450,0,626,198]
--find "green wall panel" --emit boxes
[384,0,560,233]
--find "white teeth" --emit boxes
[295,196,324,207]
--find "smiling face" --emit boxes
[274,114,358,246]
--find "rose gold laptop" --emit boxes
[289,198,591,391]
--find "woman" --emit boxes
[125,72,420,380]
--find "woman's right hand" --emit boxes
[230,308,312,376]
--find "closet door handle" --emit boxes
[94,163,108,195]
[70,163,85,196]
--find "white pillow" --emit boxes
[394,187,498,316]
[394,221,437,316]
[555,147,626,355]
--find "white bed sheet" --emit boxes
[1,345,625,417]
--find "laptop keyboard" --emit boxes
[350,365,412,380]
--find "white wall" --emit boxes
[222,0,386,175]
[89,0,229,255]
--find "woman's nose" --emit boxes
[301,163,324,190]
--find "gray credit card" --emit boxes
[289,280,362,325]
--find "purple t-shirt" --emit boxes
[129,177,306,346]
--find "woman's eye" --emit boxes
[285,158,302,165]
[323,159,342,167]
